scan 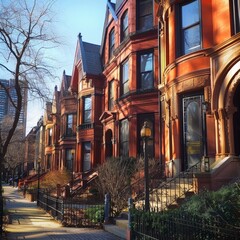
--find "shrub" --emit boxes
[84,205,104,223]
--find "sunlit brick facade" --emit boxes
[156,0,240,189]
[100,0,160,162]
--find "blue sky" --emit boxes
[26,0,107,133]
[52,0,107,76]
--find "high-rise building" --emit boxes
[0,79,9,122]
[0,79,27,136]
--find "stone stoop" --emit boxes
[104,218,128,240]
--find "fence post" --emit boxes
[61,198,64,224]
[46,192,48,211]
[104,193,111,224]
[127,197,134,240]
[55,196,58,219]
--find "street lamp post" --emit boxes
[140,121,152,211]
[37,159,41,206]
[71,150,74,188]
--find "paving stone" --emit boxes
[3,184,124,240]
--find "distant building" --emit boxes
[0,79,27,136]
[0,79,9,122]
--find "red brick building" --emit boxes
[156,0,240,188]
[70,34,103,173]
[68,0,160,176]
[99,0,160,161]
[40,0,240,191]
[43,71,77,173]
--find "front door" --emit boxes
[182,95,204,169]
[233,84,240,156]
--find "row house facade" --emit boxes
[35,0,161,179]
[38,0,239,191]
[43,72,77,173]
[70,34,104,173]
[156,0,240,188]
[99,0,160,161]
[67,0,161,177]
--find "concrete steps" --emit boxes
[134,177,195,211]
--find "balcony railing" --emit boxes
[78,123,94,131]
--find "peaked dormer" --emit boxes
[70,33,102,94]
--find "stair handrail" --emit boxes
[134,160,202,211]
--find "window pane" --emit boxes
[108,81,114,110]
[138,0,153,30]
[67,114,73,124]
[67,114,73,135]
[120,119,129,158]
[84,97,91,110]
[84,110,91,122]
[121,11,128,40]
[186,102,201,141]
[123,12,128,31]
[123,61,129,83]
[183,25,201,54]
[121,119,129,141]
[141,72,153,89]
[140,52,153,89]
[84,96,91,123]
[182,0,199,28]
[66,149,73,170]
[121,60,129,95]
[141,53,153,71]
[183,95,204,168]
[83,142,91,172]
[109,29,115,58]
[231,0,240,34]
[139,16,152,30]
[123,82,129,95]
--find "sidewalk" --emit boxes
[3,184,123,240]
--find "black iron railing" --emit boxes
[133,161,202,211]
[131,210,240,240]
[38,190,104,227]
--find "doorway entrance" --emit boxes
[105,129,113,159]
[233,83,240,156]
[182,94,205,170]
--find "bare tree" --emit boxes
[95,157,137,216]
[0,0,58,233]
[1,115,25,184]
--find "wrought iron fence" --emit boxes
[38,190,104,227]
[131,210,240,240]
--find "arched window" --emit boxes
[109,28,115,59]
[121,10,128,42]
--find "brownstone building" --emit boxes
[99,0,160,161]
[156,0,240,189]
[68,0,160,177]
[58,71,77,172]
[70,34,103,174]
[39,0,239,192]
[43,71,77,173]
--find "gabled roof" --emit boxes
[70,34,102,93]
[60,70,71,95]
[76,33,102,76]
[115,0,125,11]
[100,0,119,55]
